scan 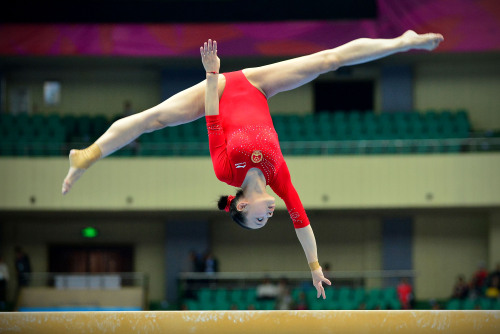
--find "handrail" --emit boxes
[178,270,417,281]
[2,136,499,156]
[20,272,149,289]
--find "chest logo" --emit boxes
[235,162,246,169]
[251,150,263,163]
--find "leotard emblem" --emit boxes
[251,150,263,163]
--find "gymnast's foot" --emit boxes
[402,30,444,51]
[61,144,102,195]
[62,161,85,195]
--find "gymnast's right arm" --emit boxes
[200,39,220,117]
[201,39,233,183]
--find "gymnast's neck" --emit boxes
[241,168,267,197]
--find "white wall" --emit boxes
[413,212,489,299]
[414,57,500,130]
[6,68,161,117]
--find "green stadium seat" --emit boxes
[213,289,229,302]
[76,115,92,138]
[214,300,231,310]
[340,300,359,310]
[347,111,361,123]
[332,123,348,140]
[138,143,159,156]
[45,142,64,156]
[0,113,15,128]
[352,288,366,304]
[332,112,346,124]
[478,298,493,310]
[198,288,213,302]
[382,288,401,310]
[257,300,275,310]
[291,288,305,301]
[367,288,382,300]
[13,113,29,127]
[92,115,109,138]
[462,299,477,310]
[198,300,213,310]
[337,287,352,302]
[13,138,30,156]
[446,299,462,310]
[348,124,363,140]
[31,114,45,128]
[229,289,246,303]
[0,142,15,156]
[46,114,61,126]
[308,298,328,310]
[379,123,395,140]
[184,300,199,311]
[62,115,77,140]
[228,301,247,310]
[245,289,258,303]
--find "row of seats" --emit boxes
[0,110,472,157]
[274,110,470,141]
[446,298,500,310]
[183,286,402,311]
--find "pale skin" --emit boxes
[63,30,444,298]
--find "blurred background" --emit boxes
[0,0,500,313]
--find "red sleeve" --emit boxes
[206,115,233,184]
[270,163,310,229]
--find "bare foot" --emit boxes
[61,150,86,195]
[402,30,444,51]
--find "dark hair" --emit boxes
[217,189,250,229]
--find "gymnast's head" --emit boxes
[218,189,276,229]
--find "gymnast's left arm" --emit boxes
[295,225,332,299]
[270,164,332,298]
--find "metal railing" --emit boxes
[178,270,417,290]
[20,272,149,290]
[2,137,499,157]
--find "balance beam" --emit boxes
[1,310,499,334]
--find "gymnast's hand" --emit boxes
[200,39,220,74]
[312,267,332,299]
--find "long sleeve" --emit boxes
[206,115,233,184]
[270,163,310,229]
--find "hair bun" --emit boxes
[217,195,228,211]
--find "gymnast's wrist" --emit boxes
[309,261,321,271]
[206,71,219,75]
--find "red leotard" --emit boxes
[205,70,310,229]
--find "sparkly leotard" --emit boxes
[206,70,310,229]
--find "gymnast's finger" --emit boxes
[316,282,322,298]
[213,40,217,54]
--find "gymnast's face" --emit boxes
[238,195,276,229]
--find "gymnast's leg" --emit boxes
[61,79,222,194]
[244,30,443,98]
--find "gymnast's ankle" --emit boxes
[69,143,102,169]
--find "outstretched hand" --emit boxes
[200,39,220,73]
[312,267,332,299]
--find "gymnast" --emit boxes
[62,30,443,298]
